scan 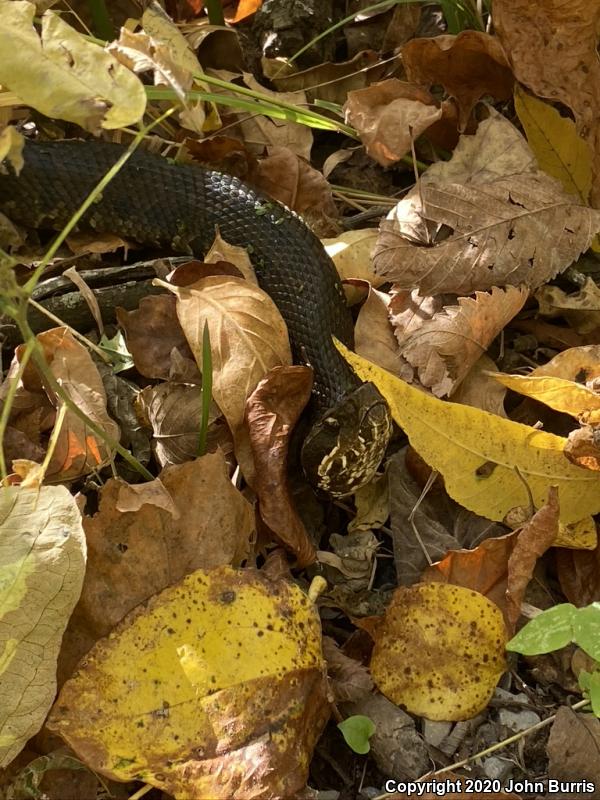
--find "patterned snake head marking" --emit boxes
[301,383,393,497]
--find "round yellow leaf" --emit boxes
[48,567,328,798]
[371,583,507,721]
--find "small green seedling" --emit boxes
[507,602,600,716]
[338,715,376,755]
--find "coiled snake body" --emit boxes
[0,140,392,495]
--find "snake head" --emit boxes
[301,382,393,497]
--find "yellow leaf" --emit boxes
[515,85,592,203]
[0,486,86,768]
[556,517,597,550]
[371,583,506,721]
[335,341,600,524]
[492,372,600,424]
[0,0,146,133]
[48,566,328,799]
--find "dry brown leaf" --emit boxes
[323,636,373,705]
[108,9,208,134]
[398,286,528,397]
[506,487,559,630]
[355,285,410,381]
[493,0,600,206]
[238,73,313,159]
[322,229,384,286]
[266,50,387,105]
[556,537,600,606]
[250,146,339,236]
[564,426,600,472]
[402,31,514,130]
[547,707,600,790]
[204,230,257,283]
[117,295,195,381]
[137,382,229,468]
[169,274,292,483]
[375,114,600,293]
[344,79,442,167]
[59,452,254,678]
[2,327,119,481]
[245,365,315,567]
[536,278,600,334]
[423,529,518,630]
[531,345,600,381]
[451,354,507,416]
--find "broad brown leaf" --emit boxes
[344,79,442,167]
[493,0,600,206]
[398,286,527,397]
[402,31,514,131]
[245,365,315,567]
[375,115,600,293]
[505,487,559,630]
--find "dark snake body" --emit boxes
[0,140,392,494]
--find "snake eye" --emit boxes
[324,417,339,429]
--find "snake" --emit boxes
[0,140,392,496]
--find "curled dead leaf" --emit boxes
[246,365,315,567]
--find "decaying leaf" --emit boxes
[0,485,86,767]
[344,79,442,167]
[564,426,600,472]
[109,2,219,134]
[370,583,507,720]
[1,327,119,481]
[402,31,514,130]
[451,354,507,416]
[398,286,528,397]
[322,229,384,287]
[375,114,600,294]
[492,372,600,425]
[493,0,600,206]
[536,278,600,334]
[505,487,559,629]
[238,74,313,160]
[355,285,409,381]
[167,275,292,482]
[515,85,592,204]
[0,0,145,133]
[423,529,519,627]
[48,567,329,799]
[336,342,600,525]
[251,146,339,236]
[73,453,254,645]
[246,365,315,566]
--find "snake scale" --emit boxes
[0,140,392,495]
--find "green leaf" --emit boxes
[338,715,375,755]
[506,604,577,655]
[99,330,134,374]
[587,672,600,718]
[573,603,600,662]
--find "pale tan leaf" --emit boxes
[355,285,410,381]
[322,229,384,286]
[375,115,600,293]
[493,0,600,206]
[168,275,292,481]
[0,485,86,767]
[238,74,313,159]
[344,78,442,167]
[0,0,145,133]
[399,286,528,397]
[536,278,600,334]
[402,31,514,130]
[451,354,507,416]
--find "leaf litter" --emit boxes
[3,1,600,797]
